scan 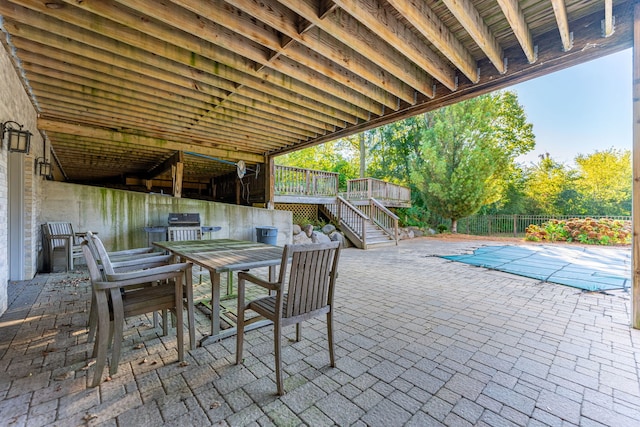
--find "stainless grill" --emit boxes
[167,213,200,227]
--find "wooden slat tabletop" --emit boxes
[153,239,283,273]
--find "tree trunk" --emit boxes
[451,219,458,233]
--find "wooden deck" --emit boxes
[273,165,410,207]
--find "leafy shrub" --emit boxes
[525,218,630,245]
[437,224,449,233]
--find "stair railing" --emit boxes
[368,198,399,244]
[323,196,368,248]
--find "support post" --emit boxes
[266,156,275,209]
[633,2,640,329]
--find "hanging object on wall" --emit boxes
[2,120,32,153]
[236,160,246,178]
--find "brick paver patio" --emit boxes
[1,238,639,426]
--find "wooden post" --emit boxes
[633,3,640,329]
[265,156,275,209]
[171,162,183,198]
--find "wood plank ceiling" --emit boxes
[0,0,634,185]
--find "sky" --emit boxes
[511,48,632,166]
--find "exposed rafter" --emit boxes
[386,0,478,83]
[496,0,537,64]
[550,0,572,52]
[441,0,506,74]
[333,0,457,91]
[604,0,615,37]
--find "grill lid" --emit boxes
[168,213,200,226]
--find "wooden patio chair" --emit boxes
[87,232,197,352]
[236,242,341,395]
[84,231,176,345]
[82,242,193,387]
[167,226,207,284]
[42,221,84,271]
[168,226,202,241]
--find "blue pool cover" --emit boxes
[442,245,630,292]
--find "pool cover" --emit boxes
[441,245,630,292]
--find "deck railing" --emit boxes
[364,198,399,243]
[346,178,410,204]
[274,165,338,197]
[321,196,368,248]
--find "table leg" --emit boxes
[210,270,221,337]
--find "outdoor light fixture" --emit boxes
[36,157,52,177]
[2,120,32,154]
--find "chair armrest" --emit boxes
[108,247,154,257]
[238,271,279,291]
[105,262,192,283]
[111,254,172,269]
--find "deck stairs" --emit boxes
[320,196,398,249]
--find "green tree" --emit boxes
[411,91,535,232]
[574,148,631,215]
[523,154,575,215]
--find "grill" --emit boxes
[168,213,200,227]
[144,213,220,244]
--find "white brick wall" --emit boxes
[0,38,44,315]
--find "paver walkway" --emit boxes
[1,238,639,426]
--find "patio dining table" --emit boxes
[153,239,283,346]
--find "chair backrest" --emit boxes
[281,242,341,319]
[88,233,118,276]
[168,226,202,241]
[82,241,104,286]
[43,221,76,249]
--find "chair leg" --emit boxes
[109,289,125,376]
[327,311,335,368]
[274,321,284,395]
[88,292,98,344]
[91,293,110,387]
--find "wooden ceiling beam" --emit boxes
[386,0,478,83]
[441,0,506,74]
[550,0,572,51]
[29,80,295,150]
[604,0,615,37]
[39,0,371,121]
[496,0,537,64]
[225,0,414,105]
[271,3,633,156]
[37,119,266,164]
[37,101,289,155]
[277,0,434,98]
[1,2,359,125]
[25,65,314,142]
[21,58,317,140]
[145,151,184,181]
[333,0,457,91]
[168,0,397,112]
[13,40,334,134]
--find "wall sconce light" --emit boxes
[2,121,32,154]
[36,157,52,177]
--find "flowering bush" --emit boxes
[525,218,631,245]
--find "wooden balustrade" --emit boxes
[346,178,410,205]
[274,165,338,198]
